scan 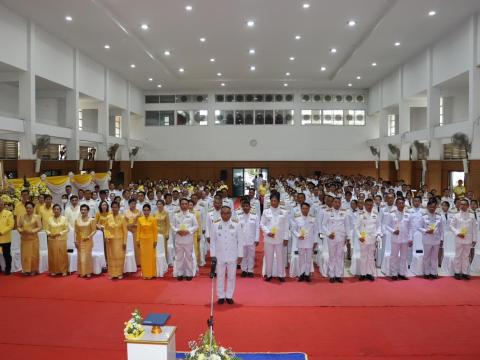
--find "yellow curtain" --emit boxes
[8,173,109,190]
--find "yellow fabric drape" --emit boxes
[8,173,109,190]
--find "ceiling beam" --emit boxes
[330,0,399,82]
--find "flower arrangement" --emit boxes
[124,309,145,340]
[185,330,240,360]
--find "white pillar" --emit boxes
[469,14,480,159]
[65,49,80,160]
[121,82,132,161]
[97,69,110,161]
[427,47,442,160]
[18,21,36,160]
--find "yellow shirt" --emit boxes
[258,185,267,197]
[14,202,27,225]
[35,203,45,216]
[104,213,128,245]
[154,210,170,240]
[453,186,466,199]
[39,206,54,229]
[45,215,69,241]
[95,211,111,229]
[137,216,158,241]
[0,209,14,244]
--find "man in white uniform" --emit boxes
[260,192,289,282]
[376,193,396,267]
[171,198,198,281]
[322,197,350,283]
[386,198,413,280]
[356,198,382,281]
[292,202,317,282]
[210,206,243,305]
[450,199,478,280]
[419,199,444,279]
[237,198,260,278]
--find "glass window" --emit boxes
[176,110,190,125]
[255,110,265,125]
[244,110,254,125]
[285,110,294,125]
[193,110,208,125]
[78,109,83,131]
[274,110,284,124]
[114,116,121,137]
[215,110,225,125]
[333,110,344,125]
[312,110,322,124]
[145,95,159,104]
[439,97,444,126]
[265,110,274,125]
[145,111,160,126]
[235,110,245,125]
[346,110,365,126]
[388,114,396,136]
[323,110,333,125]
[301,110,312,125]
[225,110,234,125]
[159,95,176,103]
[159,111,175,126]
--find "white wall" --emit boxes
[36,98,66,127]
[130,85,144,115]
[34,27,74,89]
[81,109,98,132]
[410,107,427,131]
[0,83,19,117]
[403,52,427,98]
[78,53,104,101]
[0,4,27,70]
[442,88,469,124]
[368,83,381,114]
[432,22,471,86]
[108,71,127,109]
[382,72,400,108]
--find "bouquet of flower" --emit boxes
[459,227,468,236]
[271,227,278,236]
[185,330,240,360]
[124,309,145,340]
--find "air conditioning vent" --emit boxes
[302,94,311,102]
[313,94,322,102]
[235,94,244,102]
[285,94,294,101]
[324,94,332,102]
[265,94,274,102]
[226,94,234,102]
[216,94,224,102]
[356,95,365,103]
[345,95,353,102]
[255,94,264,102]
[335,95,343,102]
[246,94,254,102]
[275,94,283,102]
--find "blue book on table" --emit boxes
[142,313,170,326]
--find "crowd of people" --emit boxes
[0,174,478,304]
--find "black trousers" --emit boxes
[0,243,11,273]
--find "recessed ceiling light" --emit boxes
[330,48,337,54]
[348,83,353,87]
[249,48,256,54]
[104,44,110,49]
[285,72,291,76]
[221,83,225,87]
[250,65,256,71]
[210,58,215,62]
[200,37,206,42]
[295,35,302,40]
[302,3,310,9]
[157,84,162,88]
[130,64,136,68]
[394,42,401,47]
[347,19,357,27]
[164,50,171,56]
[356,75,362,80]
[148,78,153,82]
[428,10,436,16]
[283,83,288,87]
[179,68,185,72]
[246,20,255,27]
[185,5,193,11]
[371,62,377,67]
[289,57,295,61]
[141,24,149,30]
[65,15,73,22]
[217,72,222,76]
[320,66,327,71]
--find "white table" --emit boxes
[126,325,176,360]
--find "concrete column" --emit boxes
[427,47,442,160]
[18,21,36,160]
[469,14,480,160]
[65,49,80,160]
[97,69,109,161]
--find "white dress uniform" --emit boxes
[376,204,396,267]
[418,212,444,276]
[260,206,289,278]
[237,209,260,274]
[206,208,222,240]
[355,210,381,276]
[321,207,351,278]
[171,210,199,277]
[408,206,425,265]
[210,219,243,300]
[450,210,478,275]
[291,213,318,276]
[385,210,413,277]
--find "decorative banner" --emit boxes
[7,171,111,204]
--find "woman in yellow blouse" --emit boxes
[137,204,157,279]
[154,199,170,259]
[104,201,127,279]
[95,201,110,230]
[17,202,42,275]
[125,199,141,266]
[74,204,97,278]
[45,204,69,276]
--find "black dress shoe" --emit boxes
[398,275,408,280]
[264,276,272,282]
[4,270,11,276]
[391,276,398,281]
[226,298,234,305]
[359,275,366,281]
[305,275,311,283]
[423,274,430,280]
[186,276,193,281]
[248,272,254,278]
[329,278,335,283]
[462,274,471,280]
[241,271,247,278]
[367,274,375,282]
[298,275,304,282]
[177,276,184,281]
[217,299,225,305]
[278,277,285,282]
[336,277,343,283]
[430,274,438,280]
[454,273,462,280]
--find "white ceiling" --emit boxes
[2,0,480,91]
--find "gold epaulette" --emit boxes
[231,219,238,223]
[213,219,221,223]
